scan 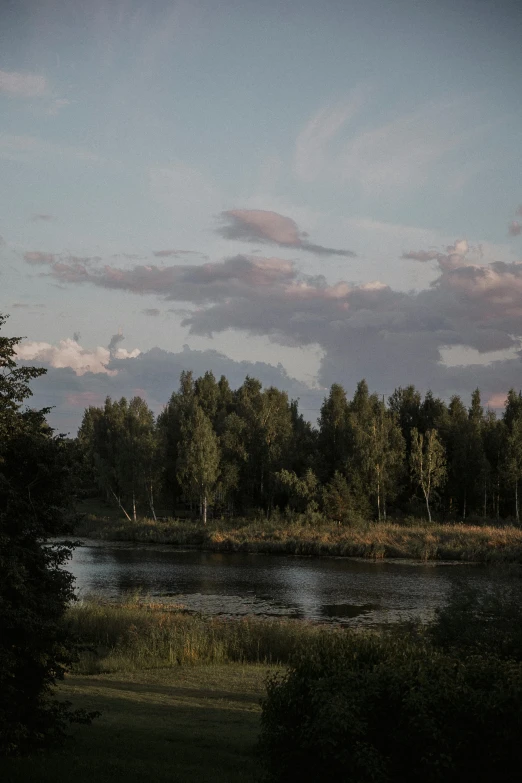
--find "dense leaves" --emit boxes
[260,631,522,783]
[0,314,93,754]
[78,372,522,523]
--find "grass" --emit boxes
[2,599,305,782]
[0,664,270,783]
[73,500,522,563]
[67,597,332,673]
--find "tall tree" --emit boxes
[156,371,195,514]
[177,405,220,524]
[410,428,446,523]
[0,314,92,753]
[317,384,349,481]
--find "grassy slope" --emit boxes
[73,501,522,563]
[0,665,271,783]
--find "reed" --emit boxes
[73,510,522,563]
[68,597,331,674]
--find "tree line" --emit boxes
[77,371,522,524]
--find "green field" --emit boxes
[0,664,271,783]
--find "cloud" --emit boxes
[295,95,486,193]
[22,242,522,406]
[295,92,366,182]
[108,331,124,356]
[24,251,57,265]
[153,249,202,258]
[16,336,140,377]
[142,308,160,316]
[0,135,101,165]
[217,210,355,257]
[46,98,70,115]
[509,221,522,237]
[24,344,321,435]
[0,70,48,98]
[30,213,54,222]
[487,392,507,409]
[402,250,440,262]
[16,339,117,376]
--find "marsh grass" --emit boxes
[73,503,522,563]
[68,597,330,674]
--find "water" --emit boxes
[66,539,507,627]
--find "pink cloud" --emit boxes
[217,209,355,257]
[0,70,47,98]
[24,251,57,265]
[487,392,507,409]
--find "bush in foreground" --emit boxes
[260,632,522,783]
[0,315,95,754]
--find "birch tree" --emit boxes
[177,405,220,524]
[410,428,446,523]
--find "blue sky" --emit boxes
[2,0,522,432]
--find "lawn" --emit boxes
[0,664,272,783]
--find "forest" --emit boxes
[76,370,522,526]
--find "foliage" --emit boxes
[260,631,522,783]
[0,314,95,754]
[430,577,522,661]
[75,362,522,524]
[177,404,220,523]
[410,428,446,523]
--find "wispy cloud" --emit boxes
[509,221,522,237]
[217,209,355,257]
[142,308,160,316]
[0,70,48,98]
[295,95,487,194]
[0,135,101,165]
[295,91,366,182]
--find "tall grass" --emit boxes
[68,597,331,674]
[73,510,522,562]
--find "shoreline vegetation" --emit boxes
[73,503,522,563]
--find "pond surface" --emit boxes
[66,539,512,627]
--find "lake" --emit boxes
[66,539,510,626]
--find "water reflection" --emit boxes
[67,539,494,627]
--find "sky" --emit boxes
[1,0,522,434]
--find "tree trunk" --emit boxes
[148,482,157,521]
[203,494,207,526]
[132,490,137,522]
[424,490,432,524]
[463,489,466,521]
[108,486,132,522]
[516,480,519,525]
[484,479,487,519]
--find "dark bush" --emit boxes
[0,315,96,754]
[260,632,522,783]
[429,577,522,661]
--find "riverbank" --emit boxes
[73,506,522,563]
[0,664,268,783]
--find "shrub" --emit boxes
[430,576,522,660]
[0,315,96,754]
[260,632,522,783]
